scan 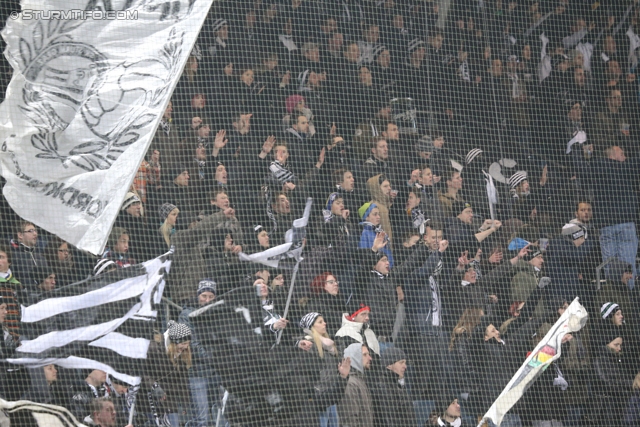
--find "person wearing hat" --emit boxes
[158,203,179,249]
[293,312,351,426]
[589,327,638,424]
[337,343,374,427]
[599,259,635,324]
[114,191,164,263]
[370,347,416,427]
[601,302,624,327]
[245,224,270,254]
[142,321,192,427]
[317,192,352,249]
[357,201,394,266]
[335,305,380,357]
[435,396,463,427]
[149,164,192,222]
[178,278,217,427]
[508,169,549,227]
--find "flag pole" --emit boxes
[275,258,301,346]
[128,399,136,426]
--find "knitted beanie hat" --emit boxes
[601,302,621,320]
[159,203,178,222]
[465,148,483,165]
[121,192,141,211]
[509,171,528,189]
[299,312,321,330]
[167,321,191,344]
[197,279,216,296]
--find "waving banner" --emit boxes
[0,0,212,254]
[478,298,589,427]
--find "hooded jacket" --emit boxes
[337,343,374,427]
[335,315,380,356]
[366,174,394,244]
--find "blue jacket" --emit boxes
[358,222,394,268]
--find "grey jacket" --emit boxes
[169,211,230,303]
[337,371,374,427]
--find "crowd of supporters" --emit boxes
[1,0,640,426]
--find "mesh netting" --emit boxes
[0,1,639,426]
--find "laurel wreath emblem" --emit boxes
[19,17,185,172]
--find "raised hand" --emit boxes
[262,135,276,154]
[338,357,351,378]
[214,129,228,149]
[372,232,388,252]
[191,116,202,129]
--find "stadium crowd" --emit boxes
[1,0,640,426]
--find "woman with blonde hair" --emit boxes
[158,203,179,248]
[294,312,351,426]
[142,321,192,427]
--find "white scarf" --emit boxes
[335,317,380,355]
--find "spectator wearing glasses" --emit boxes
[308,272,347,336]
[9,220,48,290]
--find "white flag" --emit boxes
[478,298,589,427]
[239,198,313,268]
[0,0,212,254]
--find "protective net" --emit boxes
[0,0,638,426]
